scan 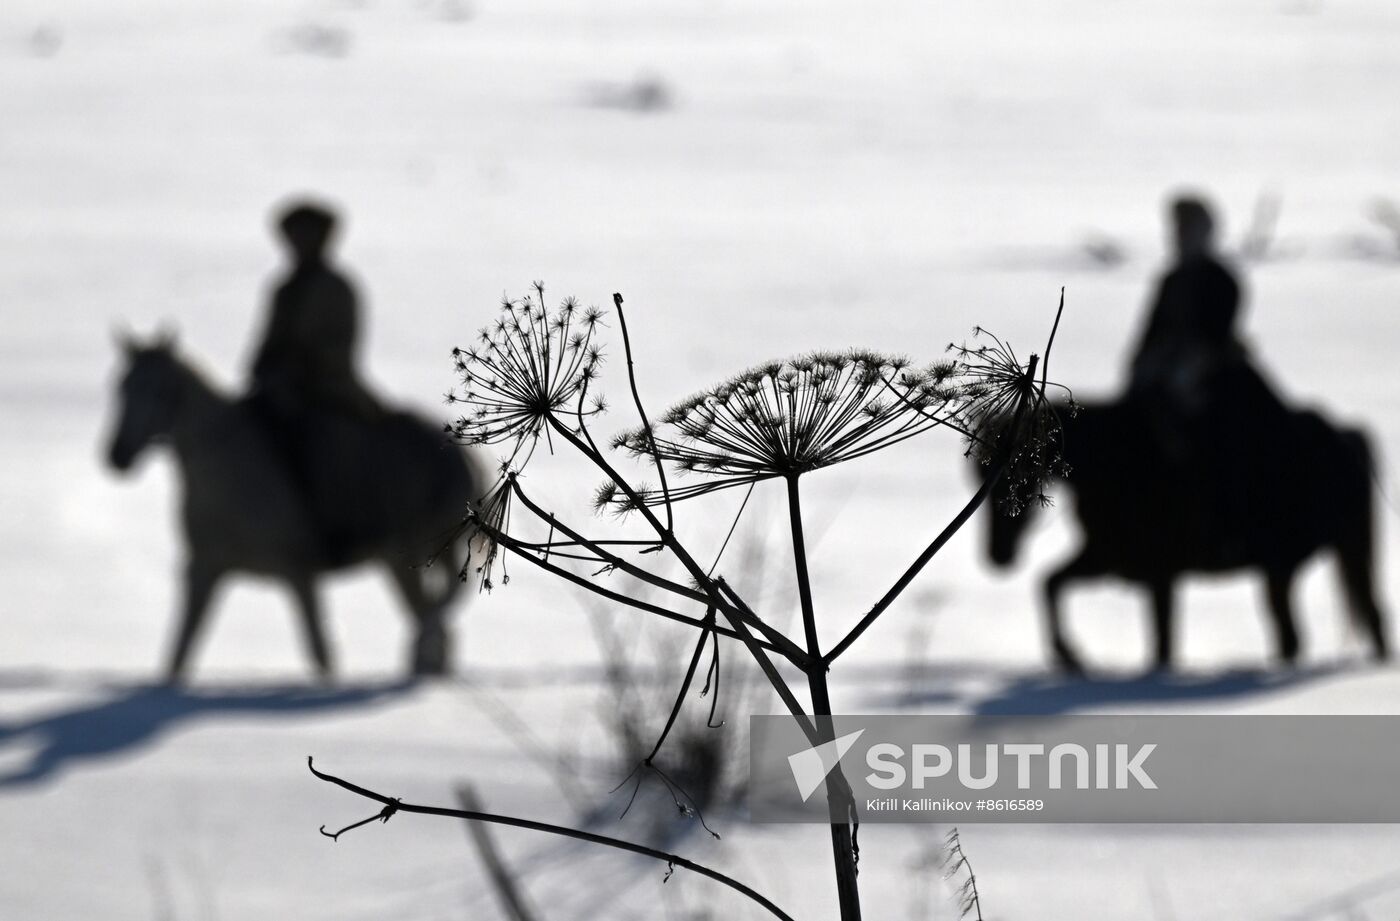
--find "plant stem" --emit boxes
[786,476,822,659]
[786,475,862,921]
[823,468,1001,665]
[612,293,675,532]
[806,666,863,921]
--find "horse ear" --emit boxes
[112,323,138,355]
[155,322,179,350]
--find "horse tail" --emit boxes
[378,419,497,601]
[438,442,499,593]
[1334,427,1389,659]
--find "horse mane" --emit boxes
[151,344,231,405]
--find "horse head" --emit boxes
[107,327,184,473]
[984,463,1041,568]
[973,400,1072,569]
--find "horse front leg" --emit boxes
[1044,550,1101,675]
[288,576,333,681]
[1265,567,1301,666]
[166,559,223,684]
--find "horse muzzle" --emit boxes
[107,437,139,472]
[988,540,1018,568]
[987,516,1023,568]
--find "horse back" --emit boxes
[300,408,484,565]
[1058,399,1371,578]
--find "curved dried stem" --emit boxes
[613,292,675,531]
[483,525,781,652]
[308,758,795,921]
[508,478,704,604]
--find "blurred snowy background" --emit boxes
[4,0,1400,918]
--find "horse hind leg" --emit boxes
[1338,544,1389,662]
[424,534,468,611]
[1333,435,1389,661]
[387,561,452,677]
[1149,579,1177,671]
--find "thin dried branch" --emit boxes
[308,758,795,921]
[483,524,780,651]
[483,495,806,664]
[711,577,818,744]
[507,477,704,605]
[824,459,1004,665]
[645,609,716,764]
[612,292,676,531]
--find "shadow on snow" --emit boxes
[867,661,1353,716]
[0,674,412,788]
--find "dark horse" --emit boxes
[106,334,490,682]
[986,397,1388,672]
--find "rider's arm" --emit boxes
[251,282,297,385]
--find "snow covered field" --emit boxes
[4,0,1400,917]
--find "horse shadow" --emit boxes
[871,659,1350,716]
[967,663,1343,716]
[0,675,413,789]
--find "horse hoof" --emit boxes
[411,631,451,677]
[1053,646,1086,676]
[411,654,450,678]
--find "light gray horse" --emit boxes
[105,333,489,683]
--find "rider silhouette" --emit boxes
[1129,196,1244,409]
[251,202,380,421]
[249,200,383,563]
[1127,194,1290,560]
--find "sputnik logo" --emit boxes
[787,729,865,802]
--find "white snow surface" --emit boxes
[4,0,1400,918]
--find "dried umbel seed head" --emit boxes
[446,283,607,470]
[607,349,969,506]
[457,472,514,591]
[950,329,1074,515]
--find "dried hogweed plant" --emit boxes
[310,281,1070,921]
[939,827,985,921]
